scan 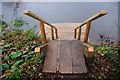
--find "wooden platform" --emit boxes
[43,40,87,74]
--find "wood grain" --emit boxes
[42,40,87,74]
[71,40,87,73]
[59,40,72,74]
[42,41,58,73]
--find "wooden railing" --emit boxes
[74,10,108,43]
[23,10,58,44]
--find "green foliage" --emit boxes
[0,19,8,32]
[13,17,28,29]
[94,45,119,62]
[4,43,13,48]
[2,64,10,70]
[10,51,22,59]
[1,17,44,79]
[25,25,38,41]
[90,44,120,79]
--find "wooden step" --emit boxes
[45,23,86,32]
[43,40,87,74]
[44,23,87,40]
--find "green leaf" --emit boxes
[10,51,22,59]
[22,54,28,58]
[0,42,4,45]
[11,65,17,71]
[0,47,4,52]
[31,45,35,49]
[28,51,34,55]
[4,54,9,61]
[14,60,23,66]
[25,55,32,61]
[11,60,23,71]
[4,43,13,48]
[2,63,9,69]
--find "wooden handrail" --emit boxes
[23,10,57,29]
[23,10,58,43]
[75,10,108,29]
[74,10,108,43]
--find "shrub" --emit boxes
[86,36,120,80]
[0,17,44,79]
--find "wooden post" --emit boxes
[51,27,54,40]
[77,27,81,40]
[83,43,94,58]
[88,47,94,58]
[55,28,58,39]
[34,44,47,56]
[40,21,47,44]
[84,21,91,43]
[74,29,77,39]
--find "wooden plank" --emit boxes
[43,40,87,74]
[71,40,87,74]
[59,40,72,74]
[56,40,60,72]
[46,32,85,40]
[42,41,58,73]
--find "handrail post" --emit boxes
[40,21,47,44]
[74,29,77,39]
[55,28,58,39]
[84,21,91,43]
[51,27,54,40]
[77,27,81,40]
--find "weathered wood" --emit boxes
[55,28,58,39]
[83,43,94,58]
[59,40,72,74]
[23,10,58,40]
[45,23,86,40]
[34,43,47,55]
[88,47,94,58]
[77,27,81,40]
[84,21,91,43]
[75,10,108,29]
[42,40,87,74]
[23,10,57,29]
[74,29,77,38]
[42,41,58,73]
[74,10,108,42]
[71,40,87,73]
[51,27,54,40]
[56,41,60,72]
[40,21,47,44]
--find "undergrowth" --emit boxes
[0,17,44,79]
[86,34,120,80]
